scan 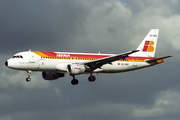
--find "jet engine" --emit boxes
[67,64,86,75]
[42,72,65,80]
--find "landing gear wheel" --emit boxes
[26,77,31,82]
[71,79,79,85]
[26,70,32,82]
[88,75,96,82]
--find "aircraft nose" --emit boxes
[5,61,8,67]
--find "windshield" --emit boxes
[12,55,23,58]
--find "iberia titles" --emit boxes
[56,54,70,57]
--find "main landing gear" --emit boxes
[88,75,96,82]
[71,75,79,85]
[71,74,96,85]
[26,70,31,82]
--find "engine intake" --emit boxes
[42,72,65,80]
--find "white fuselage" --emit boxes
[6,51,158,74]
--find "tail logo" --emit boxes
[143,41,154,52]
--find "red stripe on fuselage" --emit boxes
[37,51,156,61]
[39,51,110,58]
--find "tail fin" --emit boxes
[131,29,159,57]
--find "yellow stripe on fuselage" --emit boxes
[32,51,49,57]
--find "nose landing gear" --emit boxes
[26,70,31,82]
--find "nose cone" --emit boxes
[5,61,8,67]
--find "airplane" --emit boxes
[5,29,172,85]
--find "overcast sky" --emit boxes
[0,0,180,120]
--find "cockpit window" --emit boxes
[12,55,23,58]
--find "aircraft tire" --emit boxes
[88,75,96,82]
[71,79,79,85]
[26,77,31,82]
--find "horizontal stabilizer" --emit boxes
[146,55,172,63]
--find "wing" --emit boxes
[82,50,139,71]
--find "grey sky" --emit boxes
[1,0,179,120]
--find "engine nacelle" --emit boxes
[42,72,65,80]
[67,64,86,75]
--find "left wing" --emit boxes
[82,50,139,71]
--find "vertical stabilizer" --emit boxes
[131,29,159,57]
